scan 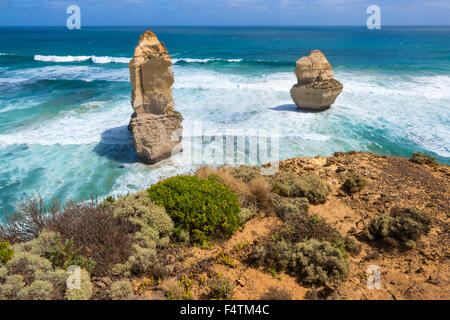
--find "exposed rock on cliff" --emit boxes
[290,50,343,110]
[128,31,183,164]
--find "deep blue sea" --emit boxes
[0,26,449,213]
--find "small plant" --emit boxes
[251,239,349,286]
[272,173,330,204]
[270,194,309,221]
[0,241,14,264]
[410,152,439,167]
[235,241,250,251]
[102,195,115,207]
[179,275,193,300]
[135,277,153,295]
[162,278,185,300]
[268,267,282,280]
[343,175,368,194]
[48,239,96,272]
[228,165,262,184]
[238,208,256,224]
[261,287,292,300]
[216,252,236,268]
[108,280,135,300]
[363,207,431,249]
[210,276,234,300]
[147,175,240,243]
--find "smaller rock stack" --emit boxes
[290,50,343,110]
[128,31,183,164]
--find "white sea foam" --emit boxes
[34,55,131,64]
[173,58,242,63]
[33,55,242,65]
[1,67,448,162]
[0,98,132,146]
[3,65,129,82]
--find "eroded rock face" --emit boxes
[128,31,183,164]
[290,50,343,110]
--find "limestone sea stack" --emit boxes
[290,50,343,110]
[128,31,183,164]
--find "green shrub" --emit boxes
[343,175,368,193]
[108,280,135,300]
[210,276,234,300]
[0,241,14,264]
[147,175,240,242]
[272,173,330,204]
[363,207,431,249]
[410,152,439,167]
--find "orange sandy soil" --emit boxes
[116,152,449,300]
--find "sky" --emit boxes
[0,0,449,26]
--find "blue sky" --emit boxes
[0,0,449,26]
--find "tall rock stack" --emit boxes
[128,31,183,164]
[290,50,343,110]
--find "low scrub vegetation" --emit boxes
[209,276,234,300]
[342,175,368,194]
[108,191,173,277]
[0,241,13,264]
[0,231,92,300]
[410,152,439,167]
[272,172,331,204]
[270,194,309,221]
[250,239,349,286]
[363,207,431,249]
[260,286,292,300]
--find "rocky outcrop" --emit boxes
[128,31,183,164]
[290,50,343,110]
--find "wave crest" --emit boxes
[34,55,131,64]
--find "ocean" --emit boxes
[0,26,449,213]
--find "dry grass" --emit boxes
[195,166,218,179]
[249,177,271,204]
[195,166,253,206]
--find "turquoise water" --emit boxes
[0,26,449,213]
